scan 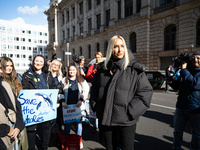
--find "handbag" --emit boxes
[0,103,17,150]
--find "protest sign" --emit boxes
[18,89,59,126]
[62,102,89,124]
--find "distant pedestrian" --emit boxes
[78,56,88,78]
[85,52,103,82]
[89,35,153,150]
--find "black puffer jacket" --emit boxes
[90,52,153,126]
[22,68,56,90]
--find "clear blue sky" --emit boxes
[0,0,49,25]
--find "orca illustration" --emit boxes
[35,93,55,111]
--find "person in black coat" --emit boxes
[21,55,56,150]
[90,35,153,150]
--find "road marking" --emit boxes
[151,103,175,110]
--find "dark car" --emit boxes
[145,70,165,89]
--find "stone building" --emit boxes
[44,0,200,70]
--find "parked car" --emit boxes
[145,70,165,89]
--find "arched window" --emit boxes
[196,19,200,47]
[97,43,100,52]
[130,32,136,53]
[104,41,108,56]
[88,45,91,58]
[80,47,82,55]
[72,48,75,55]
[164,24,176,50]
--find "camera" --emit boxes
[172,53,195,68]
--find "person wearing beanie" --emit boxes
[173,51,200,150]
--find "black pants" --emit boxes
[27,121,52,149]
[99,123,136,150]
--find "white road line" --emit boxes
[151,103,176,110]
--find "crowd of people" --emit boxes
[1,34,200,150]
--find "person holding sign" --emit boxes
[62,63,89,149]
[90,35,153,150]
[21,55,56,150]
[0,59,25,150]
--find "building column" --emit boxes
[75,0,78,40]
[100,0,104,32]
[69,5,72,39]
[121,0,125,18]
[140,0,151,17]
[91,0,95,35]
[109,0,116,26]
[83,0,87,37]
[64,9,67,42]
[54,6,58,46]
[133,0,136,14]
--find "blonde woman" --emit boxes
[89,35,153,150]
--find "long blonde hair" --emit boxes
[49,59,63,81]
[104,35,129,70]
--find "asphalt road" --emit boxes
[49,90,192,150]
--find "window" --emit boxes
[72,7,75,19]
[125,0,133,17]
[130,32,136,53]
[27,30,31,34]
[22,46,26,50]
[88,0,92,10]
[21,55,26,58]
[88,45,91,58]
[196,19,200,47]
[80,47,82,55]
[21,30,25,34]
[62,13,65,25]
[79,2,83,15]
[160,0,173,6]
[44,33,48,36]
[105,9,110,26]
[164,24,176,50]
[14,37,19,41]
[34,39,37,43]
[136,0,141,13]
[39,32,42,36]
[67,11,70,22]
[15,46,20,50]
[52,34,55,42]
[79,22,83,36]
[96,14,101,29]
[88,18,92,33]
[28,39,31,42]
[67,28,70,39]
[72,26,75,38]
[15,54,20,58]
[21,38,25,42]
[62,31,65,41]
[96,43,100,52]
[28,47,32,50]
[7,28,12,32]
[96,0,100,5]
[118,1,121,20]
[72,49,75,55]
[52,19,55,28]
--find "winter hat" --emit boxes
[193,51,200,55]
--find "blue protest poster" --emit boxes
[18,89,59,126]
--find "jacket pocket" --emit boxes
[112,104,129,124]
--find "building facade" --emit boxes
[0,19,48,73]
[45,0,200,70]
